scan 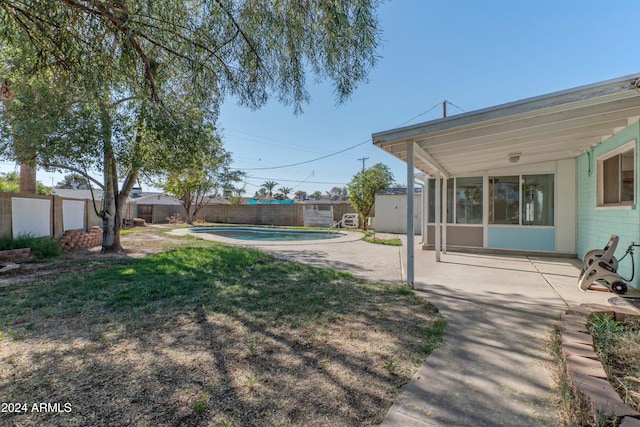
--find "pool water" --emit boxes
[191,227,343,241]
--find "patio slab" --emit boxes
[382,238,630,426]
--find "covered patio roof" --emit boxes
[373,73,640,177]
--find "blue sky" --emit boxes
[5,0,640,195]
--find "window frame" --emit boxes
[427,176,483,225]
[488,174,555,227]
[596,140,636,208]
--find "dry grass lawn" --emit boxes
[0,228,444,426]
[591,314,640,412]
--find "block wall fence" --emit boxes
[0,192,102,240]
[0,193,362,240]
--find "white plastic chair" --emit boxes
[335,213,359,229]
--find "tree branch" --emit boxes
[213,0,267,74]
[41,162,104,189]
[61,0,161,103]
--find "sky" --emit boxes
[4,0,640,196]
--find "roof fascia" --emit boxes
[373,73,640,146]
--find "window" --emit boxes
[489,174,554,226]
[428,178,453,223]
[428,174,554,226]
[522,174,554,226]
[489,176,519,224]
[455,177,483,224]
[428,177,482,224]
[597,142,635,206]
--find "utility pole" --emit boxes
[357,157,369,171]
[442,100,447,118]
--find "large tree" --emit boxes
[261,180,278,199]
[0,0,382,251]
[347,163,394,230]
[56,174,91,190]
[159,140,244,224]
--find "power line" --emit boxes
[236,101,465,172]
[395,100,466,128]
[241,138,370,171]
[246,176,346,186]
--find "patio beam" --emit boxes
[413,142,449,179]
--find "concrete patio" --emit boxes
[383,237,637,426]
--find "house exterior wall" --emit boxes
[426,225,483,247]
[577,121,640,285]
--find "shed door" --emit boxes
[138,205,153,223]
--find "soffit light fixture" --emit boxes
[507,153,521,163]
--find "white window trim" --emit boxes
[488,173,555,226]
[596,140,636,207]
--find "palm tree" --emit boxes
[261,181,278,199]
[278,186,293,199]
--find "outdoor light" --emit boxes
[507,153,521,163]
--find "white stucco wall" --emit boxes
[63,199,85,231]
[12,197,51,237]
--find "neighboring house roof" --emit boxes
[128,194,232,205]
[53,189,104,200]
[54,189,235,206]
[248,198,294,205]
[377,187,423,195]
[128,194,182,205]
[372,73,640,177]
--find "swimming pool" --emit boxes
[191,226,344,241]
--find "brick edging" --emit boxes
[560,304,640,425]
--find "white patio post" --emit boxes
[435,171,441,262]
[406,140,415,287]
[442,176,448,254]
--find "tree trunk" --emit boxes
[101,145,122,253]
[361,214,368,231]
[182,190,194,225]
[19,163,37,194]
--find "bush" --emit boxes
[0,235,61,260]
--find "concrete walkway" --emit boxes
[382,237,635,427]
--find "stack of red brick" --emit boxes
[60,226,102,251]
[0,248,34,262]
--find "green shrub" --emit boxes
[0,235,61,260]
[362,232,402,246]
